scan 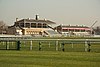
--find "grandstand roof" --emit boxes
[58,25,90,28]
[15,19,56,24]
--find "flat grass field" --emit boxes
[0,51,100,67]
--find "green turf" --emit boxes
[0,51,100,67]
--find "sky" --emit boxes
[0,0,100,27]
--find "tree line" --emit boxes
[0,21,8,34]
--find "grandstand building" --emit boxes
[55,25,91,36]
[7,15,60,37]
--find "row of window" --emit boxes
[15,23,48,28]
[26,31,39,34]
[62,29,91,32]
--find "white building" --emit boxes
[55,25,92,37]
[7,15,60,37]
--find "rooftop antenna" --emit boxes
[35,14,39,20]
[16,18,18,22]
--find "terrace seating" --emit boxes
[44,29,61,37]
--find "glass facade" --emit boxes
[62,28,90,32]
[43,24,47,28]
[20,23,24,27]
[25,23,30,28]
[37,23,42,28]
[31,23,36,28]
[15,23,19,26]
[15,20,49,28]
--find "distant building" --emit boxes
[7,26,22,35]
[93,26,100,35]
[0,26,7,34]
[55,25,91,36]
[7,15,58,36]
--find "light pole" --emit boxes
[90,20,97,36]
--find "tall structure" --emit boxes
[7,15,56,36]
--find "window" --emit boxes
[69,29,74,32]
[15,23,19,27]
[75,29,80,32]
[81,30,85,32]
[31,23,36,28]
[43,24,47,28]
[63,29,68,32]
[20,23,24,27]
[37,23,42,28]
[25,23,30,28]
[86,30,91,32]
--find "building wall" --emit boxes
[7,27,16,35]
[7,26,22,35]
[8,18,56,35]
[16,29,22,35]
[56,25,91,36]
[22,28,48,35]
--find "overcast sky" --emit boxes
[0,0,100,27]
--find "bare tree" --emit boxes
[0,21,5,26]
[93,26,100,35]
[0,21,8,34]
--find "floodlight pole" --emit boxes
[90,20,97,36]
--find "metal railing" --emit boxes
[0,36,100,52]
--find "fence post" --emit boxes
[85,40,88,52]
[6,41,9,50]
[6,41,7,50]
[11,42,13,46]
[3,41,4,45]
[39,42,42,51]
[87,42,91,52]
[60,43,62,48]
[49,42,50,48]
[56,41,58,51]
[71,43,73,48]
[16,41,21,50]
[62,43,65,51]
[30,41,32,50]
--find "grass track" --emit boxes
[0,51,100,67]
